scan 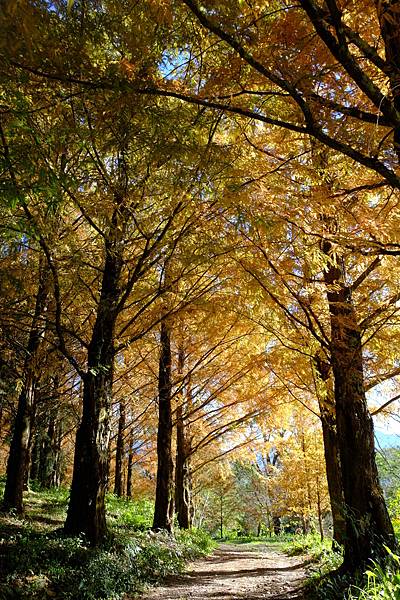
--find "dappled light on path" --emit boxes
[141,543,306,600]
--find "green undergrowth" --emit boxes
[307,552,400,600]
[282,533,344,598]
[222,532,295,544]
[283,532,339,561]
[346,547,400,599]
[0,486,215,600]
[292,534,400,600]
[106,495,154,530]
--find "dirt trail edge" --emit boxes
[141,543,308,600]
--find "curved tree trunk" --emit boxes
[323,241,395,571]
[153,317,174,532]
[2,260,50,513]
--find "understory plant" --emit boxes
[347,547,400,600]
[0,488,214,600]
[304,544,400,600]
[0,526,213,600]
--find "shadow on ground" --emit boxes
[141,543,307,600]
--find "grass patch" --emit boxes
[282,532,336,560]
[220,532,295,544]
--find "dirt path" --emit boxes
[141,543,308,600]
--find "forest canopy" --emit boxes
[1,0,400,592]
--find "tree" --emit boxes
[1,0,400,570]
[220,149,399,566]
[152,273,174,531]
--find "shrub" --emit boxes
[175,528,216,557]
[0,523,214,600]
[106,495,154,531]
[283,532,335,560]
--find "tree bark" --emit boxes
[38,416,62,488]
[30,427,41,484]
[220,492,224,539]
[126,428,134,498]
[175,403,193,529]
[152,317,174,532]
[30,377,63,489]
[52,420,63,488]
[2,260,50,513]
[316,476,324,541]
[323,241,395,570]
[174,348,193,529]
[314,354,346,547]
[114,401,125,497]
[320,407,346,547]
[64,232,122,545]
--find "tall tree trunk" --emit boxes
[114,401,125,497]
[39,416,60,489]
[175,403,193,529]
[30,427,42,484]
[316,476,324,541]
[174,348,193,529]
[64,233,122,545]
[153,317,174,532]
[320,408,346,547]
[314,354,346,547]
[30,377,63,489]
[2,260,50,513]
[31,421,63,489]
[220,492,224,539]
[51,420,63,488]
[126,428,134,498]
[64,365,113,543]
[323,240,395,570]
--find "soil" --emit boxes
[141,543,308,600]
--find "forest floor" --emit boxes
[141,542,309,600]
